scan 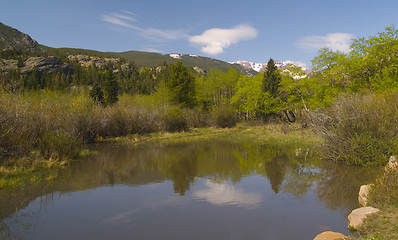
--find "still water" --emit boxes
[0,141,378,240]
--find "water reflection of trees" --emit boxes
[265,152,289,194]
[0,140,382,225]
[316,161,381,214]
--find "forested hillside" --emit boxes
[40,45,255,74]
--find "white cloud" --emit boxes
[101,13,258,54]
[100,14,138,30]
[111,12,137,22]
[297,33,355,53]
[193,181,262,209]
[189,24,258,55]
[101,11,188,42]
[143,28,188,41]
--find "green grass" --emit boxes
[356,207,398,240]
[0,149,92,189]
[107,123,322,147]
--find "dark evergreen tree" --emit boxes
[17,57,24,68]
[167,61,196,108]
[25,67,40,89]
[262,58,281,98]
[102,70,119,106]
[89,83,105,106]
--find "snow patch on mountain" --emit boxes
[169,53,181,59]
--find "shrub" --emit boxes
[211,104,238,128]
[38,130,81,160]
[369,167,398,207]
[67,109,101,144]
[0,95,41,159]
[313,93,398,166]
[161,106,188,132]
[100,108,131,137]
[185,107,209,128]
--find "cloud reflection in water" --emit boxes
[193,180,262,209]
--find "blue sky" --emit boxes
[1,0,398,67]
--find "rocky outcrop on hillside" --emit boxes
[0,59,18,70]
[193,66,207,75]
[22,56,69,73]
[0,56,69,73]
[67,55,122,69]
[0,22,43,52]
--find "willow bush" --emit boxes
[0,90,211,162]
[210,104,238,128]
[314,93,398,166]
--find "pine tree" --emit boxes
[262,58,281,98]
[89,83,105,106]
[102,70,119,106]
[167,61,196,108]
[17,57,24,68]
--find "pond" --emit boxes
[0,140,379,240]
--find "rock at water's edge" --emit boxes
[387,155,398,169]
[358,184,373,207]
[348,207,380,230]
[313,231,348,240]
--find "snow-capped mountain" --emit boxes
[229,60,266,72]
[230,60,311,75]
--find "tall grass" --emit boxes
[313,93,398,166]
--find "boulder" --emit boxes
[358,184,373,207]
[313,231,348,240]
[387,155,398,169]
[348,207,380,230]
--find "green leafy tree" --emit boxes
[311,25,398,96]
[348,25,398,92]
[231,74,263,119]
[167,61,196,108]
[197,68,239,110]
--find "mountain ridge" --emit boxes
[0,22,43,52]
[0,22,307,76]
[42,46,257,75]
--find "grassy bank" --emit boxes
[357,206,398,240]
[109,122,322,147]
[355,166,398,240]
[0,149,92,189]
